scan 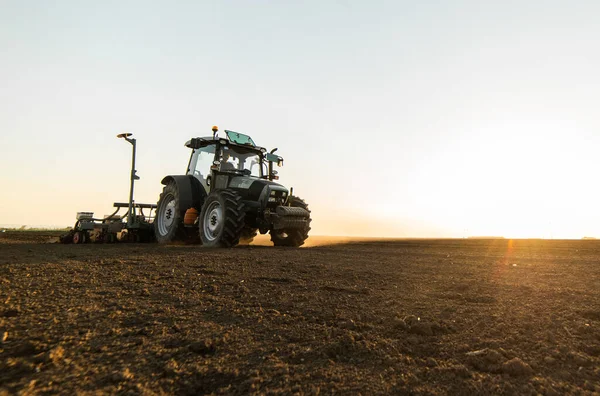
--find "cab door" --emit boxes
[187,144,217,193]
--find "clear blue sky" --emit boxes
[2,0,600,237]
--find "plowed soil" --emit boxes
[1,231,599,395]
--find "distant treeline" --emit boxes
[0,226,70,231]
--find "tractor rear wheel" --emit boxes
[154,182,186,243]
[270,196,311,247]
[199,189,245,247]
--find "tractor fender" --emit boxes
[160,175,207,213]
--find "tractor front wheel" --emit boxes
[270,196,311,247]
[199,189,245,247]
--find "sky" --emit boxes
[1,0,600,238]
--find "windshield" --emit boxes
[219,146,263,177]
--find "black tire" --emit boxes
[199,189,245,247]
[239,227,258,245]
[72,231,84,244]
[154,182,186,243]
[73,231,87,244]
[270,196,311,247]
[120,230,137,243]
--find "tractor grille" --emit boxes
[270,205,310,230]
[275,206,310,217]
[267,190,287,207]
[276,216,310,230]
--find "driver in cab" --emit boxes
[220,149,236,171]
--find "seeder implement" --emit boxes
[60,134,156,244]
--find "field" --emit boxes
[1,231,599,394]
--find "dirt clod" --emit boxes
[502,357,534,376]
[2,309,20,318]
[189,339,216,355]
[544,356,557,365]
[393,317,407,330]
[408,321,433,336]
[403,315,419,327]
[49,346,65,364]
[466,348,505,372]
[12,341,38,357]
[568,351,593,367]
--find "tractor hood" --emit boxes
[228,176,289,207]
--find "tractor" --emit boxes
[154,127,311,247]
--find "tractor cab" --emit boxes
[185,129,282,194]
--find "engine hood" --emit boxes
[228,176,288,202]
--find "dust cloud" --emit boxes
[251,234,392,247]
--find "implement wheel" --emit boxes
[199,189,245,248]
[103,233,117,243]
[72,231,86,244]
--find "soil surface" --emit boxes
[1,231,599,394]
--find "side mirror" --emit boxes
[265,152,283,166]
